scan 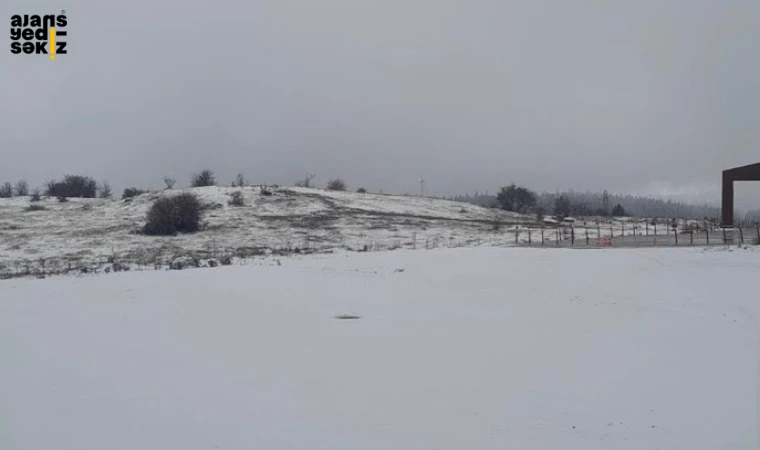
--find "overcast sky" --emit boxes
[2,0,760,208]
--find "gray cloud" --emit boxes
[2,0,760,208]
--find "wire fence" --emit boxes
[510,224,760,248]
[3,220,758,280]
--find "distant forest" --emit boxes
[449,190,722,220]
[745,209,760,222]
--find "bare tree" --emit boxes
[233,173,246,187]
[294,173,316,188]
[14,180,29,196]
[163,176,177,189]
[99,182,113,198]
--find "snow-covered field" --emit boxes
[1,246,757,449]
[0,186,691,278]
[0,186,534,277]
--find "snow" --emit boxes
[0,187,688,277]
[0,187,534,276]
[1,246,758,449]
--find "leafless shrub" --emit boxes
[45,175,98,198]
[163,176,177,189]
[122,187,146,199]
[191,169,216,187]
[143,193,203,236]
[99,182,112,198]
[0,182,13,198]
[326,178,347,191]
[294,173,315,188]
[232,173,246,187]
[228,191,245,207]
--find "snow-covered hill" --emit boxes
[0,186,536,277]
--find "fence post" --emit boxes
[597,224,601,238]
[541,228,545,246]
[622,223,625,237]
[610,226,614,238]
[515,228,519,245]
[646,221,649,236]
[571,226,575,246]
[528,229,531,246]
[722,227,727,244]
[757,225,760,242]
[706,229,709,245]
[654,222,657,235]
[690,231,694,245]
[675,229,678,245]
[556,228,560,246]
[739,227,744,244]
[585,228,589,245]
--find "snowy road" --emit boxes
[1,247,758,449]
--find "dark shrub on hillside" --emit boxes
[122,187,146,199]
[30,188,41,202]
[0,182,12,198]
[24,204,46,212]
[45,175,98,198]
[356,187,367,193]
[191,169,216,187]
[228,191,245,207]
[326,178,347,191]
[143,193,203,236]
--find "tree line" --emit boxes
[451,185,722,219]
[0,170,357,202]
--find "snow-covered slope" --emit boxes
[1,246,757,449]
[0,186,533,276]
